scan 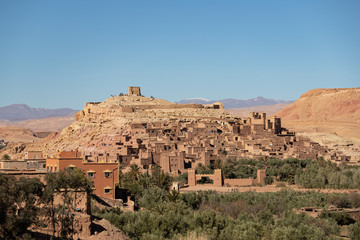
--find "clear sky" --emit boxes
[0,1,359,109]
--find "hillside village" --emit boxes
[1,87,360,240]
[0,87,358,200]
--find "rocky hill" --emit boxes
[1,94,230,158]
[276,88,360,123]
[177,97,293,109]
[0,104,77,121]
[0,115,75,132]
[0,127,42,143]
[3,88,359,160]
[275,88,360,157]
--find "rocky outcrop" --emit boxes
[275,88,360,158]
[276,88,360,123]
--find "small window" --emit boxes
[104,188,111,194]
[105,172,111,178]
[88,172,95,178]
[67,165,76,171]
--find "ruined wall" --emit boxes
[128,86,141,96]
[188,169,266,187]
[250,112,266,126]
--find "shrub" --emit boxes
[276,182,286,188]
[328,195,351,208]
[348,223,360,240]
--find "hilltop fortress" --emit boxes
[35,86,354,175]
[4,87,354,177]
[75,86,229,124]
[1,87,356,198]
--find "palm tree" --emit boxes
[130,164,140,181]
[155,169,172,190]
[168,189,180,202]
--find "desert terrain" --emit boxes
[275,88,360,158]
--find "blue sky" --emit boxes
[0,1,359,109]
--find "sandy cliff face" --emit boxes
[275,88,360,157]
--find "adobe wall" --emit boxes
[130,104,203,110]
[128,86,141,96]
[0,160,27,170]
[25,151,43,159]
[213,169,222,187]
[256,169,266,184]
[188,169,196,186]
[57,151,82,158]
[120,107,134,113]
[223,178,255,186]
[187,169,266,187]
[27,160,46,171]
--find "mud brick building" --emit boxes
[46,151,119,199]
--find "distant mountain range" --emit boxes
[176,97,294,109]
[0,104,78,121]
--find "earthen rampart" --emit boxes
[224,178,255,186]
[188,169,266,187]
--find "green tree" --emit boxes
[348,223,360,240]
[1,154,10,160]
[0,174,44,239]
[43,168,93,239]
[129,164,141,181]
[168,189,180,202]
[151,166,172,190]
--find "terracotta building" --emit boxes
[46,151,119,199]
